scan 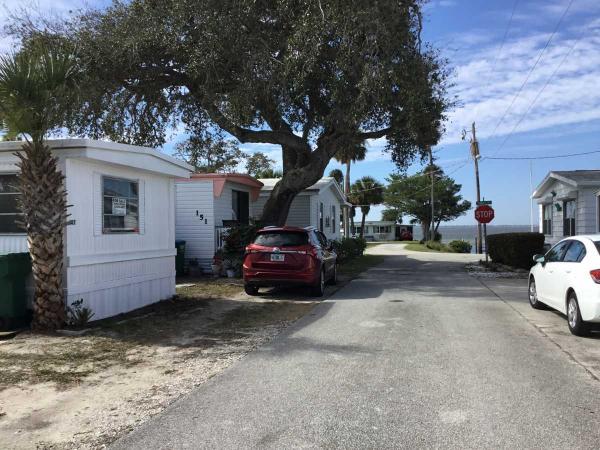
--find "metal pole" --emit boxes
[471,122,483,254]
[484,223,488,263]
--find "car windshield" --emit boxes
[253,231,308,247]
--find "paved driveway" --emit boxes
[114,244,600,449]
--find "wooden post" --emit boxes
[471,122,483,254]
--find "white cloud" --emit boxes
[441,13,600,153]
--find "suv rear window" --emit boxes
[253,231,308,247]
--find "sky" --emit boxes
[2,0,600,226]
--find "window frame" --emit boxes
[542,204,552,236]
[0,173,25,235]
[545,240,572,263]
[102,175,140,234]
[563,200,576,237]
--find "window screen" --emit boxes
[103,177,139,233]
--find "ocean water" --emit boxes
[412,224,535,250]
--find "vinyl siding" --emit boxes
[214,181,254,226]
[251,193,312,227]
[175,180,215,269]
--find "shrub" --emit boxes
[223,224,261,255]
[425,240,446,251]
[487,232,545,269]
[448,240,472,254]
[332,237,367,263]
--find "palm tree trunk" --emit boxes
[343,162,352,237]
[16,141,68,330]
[360,211,366,239]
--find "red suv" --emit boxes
[243,226,337,297]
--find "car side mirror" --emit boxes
[533,254,545,264]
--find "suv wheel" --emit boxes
[244,284,259,296]
[328,263,337,286]
[312,269,326,297]
[567,292,590,337]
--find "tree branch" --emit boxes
[357,127,392,140]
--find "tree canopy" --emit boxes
[175,130,246,173]
[350,176,384,238]
[246,152,275,177]
[12,0,452,224]
[384,167,471,235]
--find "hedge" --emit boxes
[332,237,367,263]
[487,232,545,269]
[448,240,472,254]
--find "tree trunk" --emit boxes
[421,221,430,241]
[343,161,351,237]
[16,141,68,330]
[350,207,355,235]
[344,161,351,196]
[261,141,335,225]
[360,210,366,239]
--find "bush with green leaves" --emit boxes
[425,240,446,251]
[222,224,261,275]
[332,237,367,263]
[448,240,472,253]
[487,232,545,269]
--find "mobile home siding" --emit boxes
[65,158,177,319]
[175,180,215,269]
[251,194,312,228]
[214,181,253,226]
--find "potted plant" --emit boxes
[223,258,235,278]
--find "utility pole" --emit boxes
[529,160,534,232]
[470,122,483,254]
[428,145,435,241]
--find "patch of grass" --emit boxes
[339,254,384,278]
[177,280,243,299]
[0,336,139,389]
[405,242,453,253]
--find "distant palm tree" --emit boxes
[328,168,344,187]
[0,41,80,330]
[350,176,384,239]
[335,142,367,195]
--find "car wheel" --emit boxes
[567,292,590,337]
[328,264,338,286]
[244,284,259,296]
[528,278,545,310]
[312,269,326,297]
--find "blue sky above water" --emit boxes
[2,0,600,225]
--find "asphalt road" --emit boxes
[114,244,600,449]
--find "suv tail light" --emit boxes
[590,269,600,284]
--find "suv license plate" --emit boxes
[271,254,285,262]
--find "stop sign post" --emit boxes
[475,202,494,262]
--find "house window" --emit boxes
[232,190,249,224]
[319,202,324,231]
[331,205,336,233]
[563,200,576,237]
[542,204,552,235]
[103,176,139,233]
[0,174,24,233]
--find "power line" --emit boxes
[484,22,590,159]
[485,0,575,142]
[485,149,600,160]
[471,0,520,121]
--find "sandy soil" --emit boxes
[0,282,316,449]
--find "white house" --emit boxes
[0,139,191,320]
[175,173,264,269]
[251,177,350,241]
[352,220,397,241]
[532,170,600,245]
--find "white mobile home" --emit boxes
[352,221,397,241]
[0,139,191,320]
[532,170,600,245]
[175,173,264,269]
[252,177,350,241]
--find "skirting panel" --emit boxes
[66,256,176,320]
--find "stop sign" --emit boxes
[475,205,495,224]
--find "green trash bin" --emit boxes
[175,240,186,277]
[0,252,32,330]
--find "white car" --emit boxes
[529,235,600,336]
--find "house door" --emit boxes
[232,190,249,224]
[563,200,576,236]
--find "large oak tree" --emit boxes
[15,0,451,225]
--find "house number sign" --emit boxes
[112,197,127,216]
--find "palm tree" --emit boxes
[0,42,79,330]
[335,142,366,237]
[350,176,384,239]
[328,169,344,187]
